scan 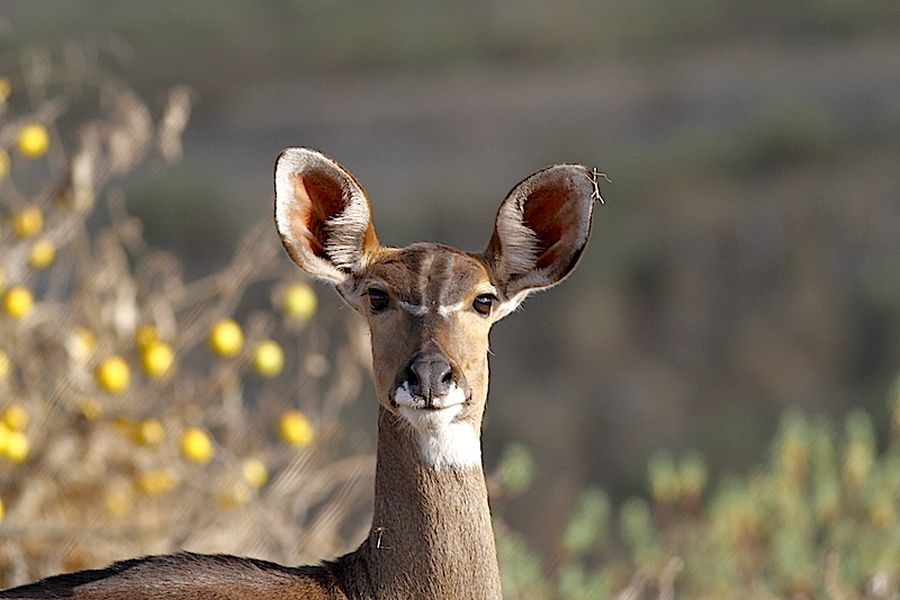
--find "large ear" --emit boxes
[275,147,379,283]
[485,164,595,299]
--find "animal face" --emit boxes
[274,148,595,465]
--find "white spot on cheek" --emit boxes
[393,384,481,469]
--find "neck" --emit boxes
[336,407,502,599]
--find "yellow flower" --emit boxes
[141,341,174,378]
[135,418,165,446]
[136,469,177,495]
[16,123,50,159]
[0,496,4,524]
[279,410,315,447]
[96,356,131,394]
[28,239,55,269]
[180,427,214,464]
[282,283,317,321]
[12,206,43,238]
[0,149,9,181]
[0,351,10,382]
[241,458,269,488]
[208,318,243,357]
[2,404,28,431]
[0,77,10,101]
[252,340,284,377]
[4,430,29,463]
[3,286,33,319]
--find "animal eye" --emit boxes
[367,288,389,312]
[472,294,496,316]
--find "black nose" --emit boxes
[406,351,454,402]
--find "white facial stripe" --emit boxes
[437,302,465,317]
[398,301,429,316]
[395,301,467,317]
[418,252,435,304]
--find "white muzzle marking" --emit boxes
[393,383,481,469]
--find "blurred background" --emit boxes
[2,1,900,595]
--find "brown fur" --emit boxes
[1,148,595,599]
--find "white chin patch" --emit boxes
[393,383,481,470]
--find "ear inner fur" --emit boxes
[485,164,594,299]
[274,147,379,283]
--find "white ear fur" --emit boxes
[274,148,376,283]
[486,164,594,299]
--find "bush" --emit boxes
[498,396,900,599]
[0,44,372,587]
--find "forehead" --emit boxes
[365,244,492,305]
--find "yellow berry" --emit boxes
[0,423,9,454]
[217,485,251,509]
[96,356,130,394]
[282,283,317,321]
[279,410,315,447]
[28,239,55,269]
[3,286,33,319]
[136,469,177,495]
[242,458,269,488]
[135,325,159,349]
[4,430,29,463]
[16,123,50,159]
[2,404,28,431]
[0,149,9,181]
[141,341,174,378]
[104,488,131,517]
[208,318,243,357]
[252,340,284,377]
[135,418,165,446]
[0,351,10,381]
[69,327,96,362]
[77,397,103,421]
[180,427,214,464]
[11,206,43,238]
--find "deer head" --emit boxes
[275,148,594,469]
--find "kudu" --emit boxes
[1,148,596,599]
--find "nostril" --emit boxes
[406,365,420,388]
[407,351,454,399]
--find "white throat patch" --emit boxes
[393,383,481,469]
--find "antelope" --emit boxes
[1,148,596,599]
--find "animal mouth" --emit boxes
[413,400,465,411]
[391,382,468,412]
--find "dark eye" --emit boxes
[472,294,496,316]
[367,288,389,312]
